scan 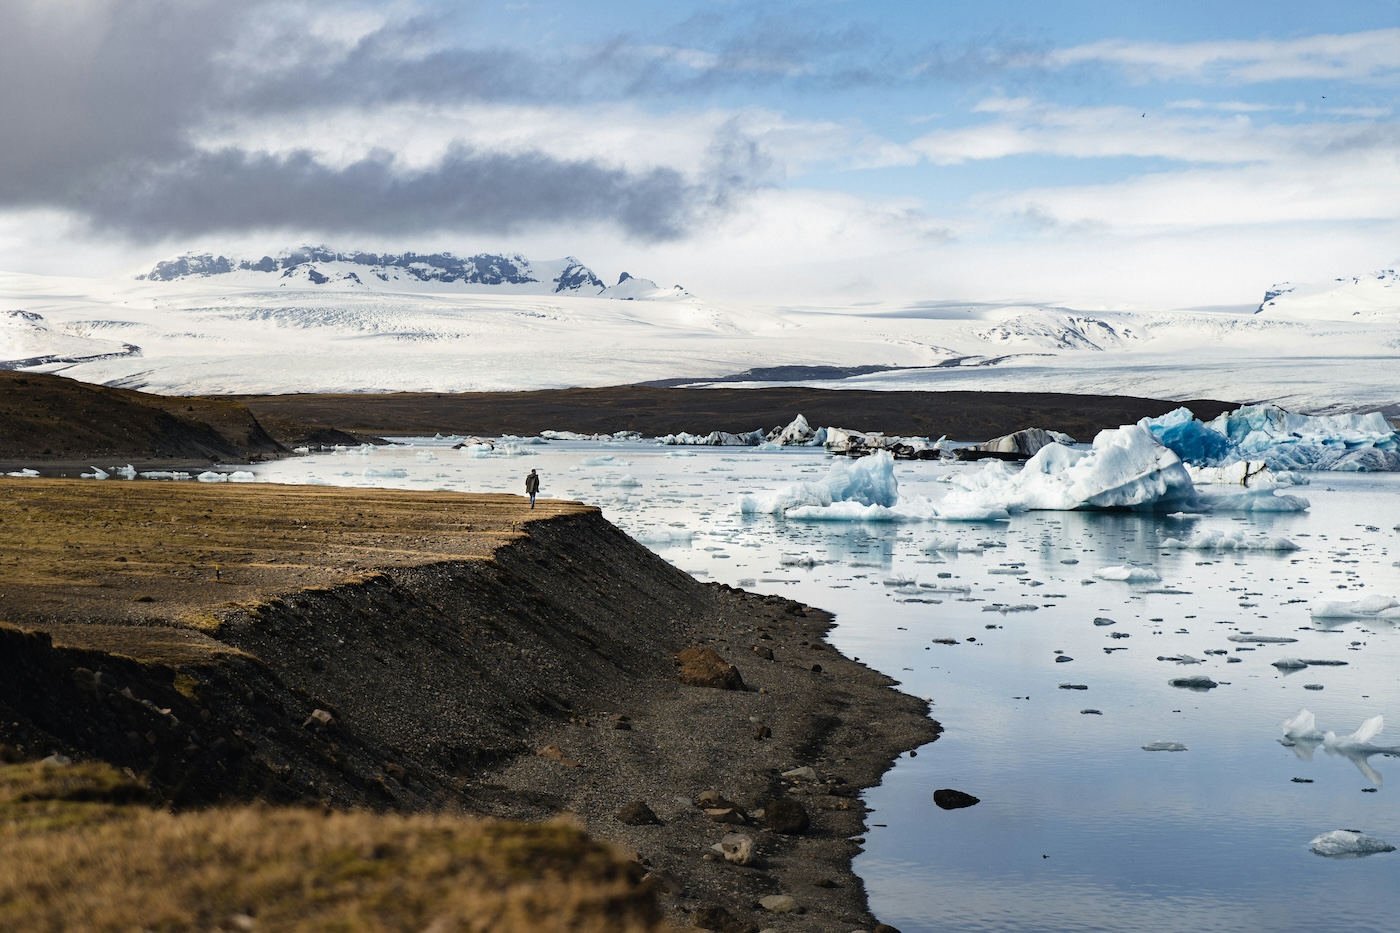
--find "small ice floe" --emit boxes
[1272,658,1311,670]
[1227,634,1297,644]
[631,529,694,545]
[1159,529,1299,551]
[1169,676,1219,690]
[415,450,436,462]
[1311,596,1400,621]
[1309,830,1395,858]
[81,466,110,479]
[883,574,917,587]
[780,555,819,568]
[924,537,984,554]
[363,468,409,478]
[1281,709,1326,744]
[293,446,311,454]
[196,471,226,482]
[1158,654,1205,665]
[1094,566,1161,583]
[5,468,39,477]
[139,471,192,481]
[115,464,137,480]
[1142,741,1188,752]
[228,471,255,482]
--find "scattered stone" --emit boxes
[693,905,759,933]
[642,867,684,896]
[811,663,823,673]
[763,798,811,835]
[697,789,741,810]
[719,832,757,865]
[1292,778,1314,783]
[751,645,774,660]
[782,766,818,783]
[751,724,772,740]
[1058,683,1088,690]
[1093,617,1116,626]
[609,713,632,730]
[616,800,662,825]
[706,807,748,825]
[535,744,582,767]
[302,708,334,729]
[933,788,980,810]
[1303,684,1325,691]
[675,646,746,690]
[1055,655,1073,663]
[1081,709,1102,715]
[874,925,904,933]
[758,894,800,913]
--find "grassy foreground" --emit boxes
[0,761,660,932]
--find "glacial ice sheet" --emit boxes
[1143,404,1400,471]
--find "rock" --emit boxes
[719,832,756,865]
[811,663,823,673]
[535,744,582,767]
[751,645,774,660]
[752,724,772,740]
[763,798,810,835]
[616,800,662,825]
[705,807,748,825]
[642,867,684,896]
[693,905,759,933]
[933,788,980,810]
[39,753,73,767]
[782,765,818,782]
[874,925,904,933]
[675,646,746,690]
[609,713,632,730]
[697,789,741,810]
[302,708,333,729]
[758,894,800,913]
[1168,676,1218,690]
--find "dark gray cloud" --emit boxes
[75,147,710,241]
[0,1,1028,243]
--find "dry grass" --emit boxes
[0,761,661,933]
[0,478,592,656]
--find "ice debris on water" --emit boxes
[1309,830,1396,858]
[1311,596,1400,620]
[1094,566,1161,583]
[1159,529,1299,551]
[1142,741,1188,752]
[1169,676,1219,689]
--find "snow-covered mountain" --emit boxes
[135,248,692,300]
[1255,269,1399,321]
[3,261,1399,415]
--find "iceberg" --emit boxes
[1094,566,1161,582]
[740,450,902,517]
[1159,529,1299,551]
[1143,404,1400,471]
[1310,830,1395,858]
[1310,596,1400,620]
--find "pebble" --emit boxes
[758,894,799,913]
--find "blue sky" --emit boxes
[1,0,1396,307]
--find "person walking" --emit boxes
[525,468,540,508]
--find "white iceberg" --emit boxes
[1159,529,1299,551]
[1311,596,1400,620]
[1310,830,1395,857]
[739,450,901,517]
[1094,566,1162,583]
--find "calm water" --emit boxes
[252,440,1400,932]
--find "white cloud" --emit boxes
[1050,29,1400,84]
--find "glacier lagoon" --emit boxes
[250,439,1400,932]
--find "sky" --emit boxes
[1,0,1397,308]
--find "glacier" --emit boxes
[1142,404,1400,472]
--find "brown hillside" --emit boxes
[0,370,286,462]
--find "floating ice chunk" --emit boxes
[1310,830,1395,858]
[1169,676,1219,689]
[363,468,409,478]
[293,446,311,454]
[1228,634,1297,644]
[5,468,39,477]
[1094,566,1161,583]
[81,466,110,479]
[739,450,901,516]
[1142,741,1188,751]
[1273,658,1310,670]
[115,464,136,480]
[1159,529,1299,551]
[1282,709,1325,743]
[1311,596,1400,620]
[924,537,984,554]
[1322,714,1400,755]
[228,471,255,482]
[196,471,227,482]
[630,528,693,545]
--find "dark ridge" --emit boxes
[235,386,1241,441]
[0,370,288,463]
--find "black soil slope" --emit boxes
[0,370,286,462]
[237,385,1240,440]
[1,507,938,932]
